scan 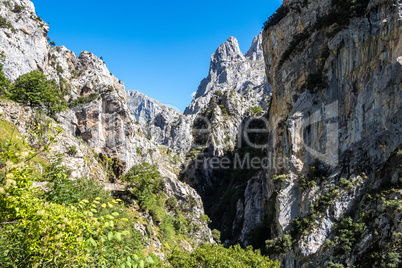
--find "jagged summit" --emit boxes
[245,32,263,61]
[184,33,269,115]
[210,36,245,69]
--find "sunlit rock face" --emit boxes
[185,33,271,115]
[0,0,214,249]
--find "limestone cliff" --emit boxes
[258,0,401,266]
[126,90,193,153]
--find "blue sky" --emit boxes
[32,0,282,111]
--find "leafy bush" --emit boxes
[0,126,152,267]
[263,5,290,30]
[328,262,345,268]
[335,217,365,253]
[212,229,221,243]
[249,106,263,116]
[67,145,77,156]
[68,92,100,108]
[168,244,280,268]
[8,70,67,116]
[265,234,292,254]
[339,177,355,190]
[0,16,14,30]
[12,4,24,13]
[273,174,287,182]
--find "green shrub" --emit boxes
[213,90,223,97]
[335,217,365,253]
[168,243,280,268]
[0,126,147,267]
[265,234,292,254]
[339,177,355,190]
[12,4,24,13]
[0,16,14,30]
[67,145,77,156]
[218,104,229,116]
[249,106,263,116]
[385,252,401,268]
[273,174,287,182]
[212,229,221,243]
[68,93,99,108]
[328,262,345,268]
[8,70,67,116]
[299,175,317,190]
[263,5,290,30]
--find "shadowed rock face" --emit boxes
[253,0,401,265]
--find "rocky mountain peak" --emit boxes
[210,36,245,72]
[184,34,269,115]
[245,32,263,61]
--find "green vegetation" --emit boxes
[334,217,365,253]
[263,5,290,31]
[219,104,229,116]
[68,92,100,108]
[7,70,67,116]
[0,123,156,267]
[213,90,223,97]
[67,145,77,156]
[0,16,14,30]
[98,153,126,183]
[168,244,280,268]
[212,229,221,243]
[249,106,263,116]
[12,4,24,13]
[328,262,345,268]
[273,174,287,182]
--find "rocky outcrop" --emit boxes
[126,90,193,153]
[126,90,170,124]
[0,99,106,181]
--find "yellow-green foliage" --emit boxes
[167,243,280,268]
[0,123,157,267]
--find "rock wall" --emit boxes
[259,0,402,266]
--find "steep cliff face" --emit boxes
[126,90,193,153]
[259,0,401,266]
[178,34,273,246]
